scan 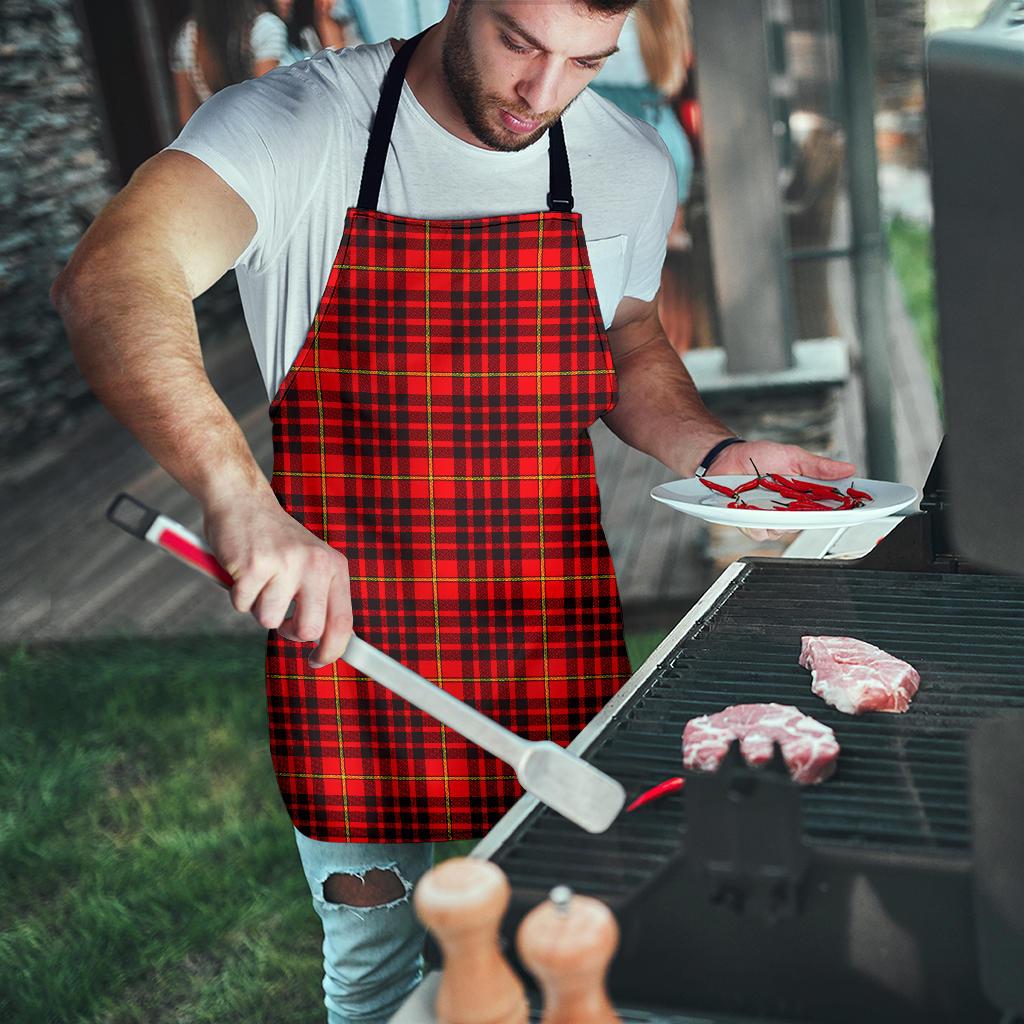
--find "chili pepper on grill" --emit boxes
[626,776,686,812]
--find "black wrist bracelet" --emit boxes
[695,437,745,478]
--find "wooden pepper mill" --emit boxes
[516,885,621,1024]
[413,857,528,1024]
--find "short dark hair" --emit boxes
[576,0,640,15]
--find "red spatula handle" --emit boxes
[106,493,234,589]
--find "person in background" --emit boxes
[275,0,351,64]
[170,0,289,128]
[592,0,693,232]
[334,0,449,44]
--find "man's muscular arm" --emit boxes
[51,151,353,665]
[602,294,733,477]
[603,294,856,480]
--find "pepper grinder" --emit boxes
[413,857,528,1024]
[516,885,621,1024]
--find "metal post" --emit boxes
[836,0,898,479]
[129,0,177,147]
[690,0,795,374]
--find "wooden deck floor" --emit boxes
[1,240,940,644]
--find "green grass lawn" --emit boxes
[0,630,667,1023]
[886,215,942,414]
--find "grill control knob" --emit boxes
[413,857,528,1024]
[516,887,621,1024]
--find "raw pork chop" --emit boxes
[682,703,839,785]
[799,635,920,716]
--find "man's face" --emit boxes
[441,1,627,151]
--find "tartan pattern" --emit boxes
[266,208,632,842]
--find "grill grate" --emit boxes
[492,563,1024,897]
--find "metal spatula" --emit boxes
[107,493,626,834]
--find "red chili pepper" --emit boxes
[774,474,844,498]
[847,485,873,502]
[626,776,686,812]
[734,478,762,494]
[763,480,822,501]
[779,498,833,511]
[699,477,737,498]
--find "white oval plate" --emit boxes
[650,476,920,530]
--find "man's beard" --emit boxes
[441,5,562,151]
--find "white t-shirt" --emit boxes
[167,40,676,400]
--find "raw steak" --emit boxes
[799,635,920,716]
[682,703,839,785]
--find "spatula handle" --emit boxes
[107,493,529,768]
[342,636,528,766]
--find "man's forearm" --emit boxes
[601,333,735,477]
[53,255,272,513]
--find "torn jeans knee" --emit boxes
[318,864,414,920]
[292,829,435,1022]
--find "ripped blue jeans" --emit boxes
[293,826,435,1024]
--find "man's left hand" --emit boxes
[707,440,857,542]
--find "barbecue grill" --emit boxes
[462,9,1024,1022]
[472,447,1023,1022]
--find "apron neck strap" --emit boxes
[546,119,574,213]
[357,29,427,212]
[357,30,575,214]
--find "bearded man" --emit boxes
[52,2,854,1020]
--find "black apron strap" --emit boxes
[357,29,429,211]
[546,118,574,213]
[357,28,574,214]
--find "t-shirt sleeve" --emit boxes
[164,65,338,273]
[623,137,678,302]
[251,11,289,63]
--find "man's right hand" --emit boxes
[203,491,353,668]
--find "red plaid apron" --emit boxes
[266,32,631,842]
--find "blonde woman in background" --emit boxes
[592,0,693,209]
[592,0,695,347]
[170,1,289,128]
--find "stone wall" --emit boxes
[0,0,115,464]
[0,0,244,467]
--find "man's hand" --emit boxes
[708,440,857,543]
[203,492,353,669]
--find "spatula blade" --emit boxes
[517,741,625,834]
